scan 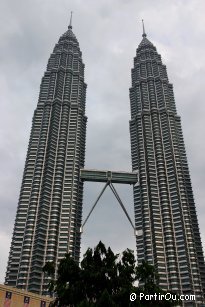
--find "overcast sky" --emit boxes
[0,0,205,283]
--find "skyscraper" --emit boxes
[5,20,87,294]
[130,24,205,305]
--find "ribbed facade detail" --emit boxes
[130,34,205,305]
[5,25,87,295]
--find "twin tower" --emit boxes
[5,20,205,305]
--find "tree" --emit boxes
[43,241,181,306]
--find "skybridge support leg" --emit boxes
[109,182,136,232]
[80,181,109,233]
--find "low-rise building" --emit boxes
[0,284,52,307]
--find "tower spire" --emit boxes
[68,11,73,29]
[142,19,146,37]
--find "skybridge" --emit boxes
[80,169,138,184]
[80,168,139,235]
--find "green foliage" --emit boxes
[136,260,159,293]
[42,261,55,276]
[96,289,116,307]
[42,261,55,295]
[44,241,180,306]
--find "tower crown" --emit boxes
[137,22,156,51]
[60,26,77,43]
[138,36,155,52]
[59,12,78,43]
[61,27,77,40]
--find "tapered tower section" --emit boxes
[5,22,87,295]
[130,26,205,304]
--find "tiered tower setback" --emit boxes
[5,23,87,295]
[129,26,205,305]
